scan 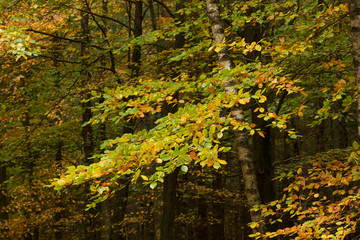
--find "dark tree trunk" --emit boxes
[0,159,8,231]
[212,173,224,240]
[79,6,100,240]
[160,168,180,240]
[349,0,360,139]
[130,0,143,78]
[159,2,185,240]
[197,196,209,240]
[54,141,64,240]
[109,182,130,240]
[251,114,274,203]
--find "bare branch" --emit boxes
[62,3,134,32]
[153,0,176,19]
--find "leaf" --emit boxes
[150,182,157,189]
[249,222,259,229]
[257,131,265,138]
[141,175,149,181]
[190,151,198,160]
[353,141,359,150]
[181,165,188,173]
[57,179,66,186]
[218,159,227,165]
[239,98,248,105]
[255,45,262,51]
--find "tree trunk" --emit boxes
[160,168,180,240]
[205,0,265,234]
[212,173,224,240]
[79,6,100,240]
[0,158,8,235]
[54,141,64,240]
[130,0,143,78]
[159,2,185,240]
[197,195,209,239]
[349,0,360,139]
[80,7,94,164]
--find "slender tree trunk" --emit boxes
[51,33,66,240]
[0,156,8,235]
[349,0,360,139]
[109,182,129,240]
[212,173,224,240]
[80,6,94,164]
[197,195,209,239]
[205,0,265,234]
[149,0,157,30]
[54,141,64,240]
[130,0,143,78]
[159,3,185,239]
[160,168,180,240]
[79,5,100,240]
[160,94,181,240]
[241,4,274,204]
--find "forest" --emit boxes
[1,0,360,239]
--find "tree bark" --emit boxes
[130,0,143,78]
[160,168,180,240]
[159,2,185,240]
[349,0,360,139]
[205,0,265,234]
[212,173,224,240]
[79,5,100,240]
[0,157,8,233]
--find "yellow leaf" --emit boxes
[257,131,265,138]
[141,175,148,181]
[65,179,72,185]
[218,159,227,165]
[250,129,255,135]
[268,112,277,118]
[57,179,66,186]
[239,98,248,105]
[215,45,223,53]
[255,45,262,51]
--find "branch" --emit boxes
[26,29,106,50]
[39,55,81,64]
[62,3,134,32]
[83,0,116,73]
[153,0,176,19]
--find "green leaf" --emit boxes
[181,165,188,173]
[353,141,359,150]
[150,182,157,189]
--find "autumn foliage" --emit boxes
[1,0,360,239]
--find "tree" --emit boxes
[205,0,265,234]
[350,0,360,139]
